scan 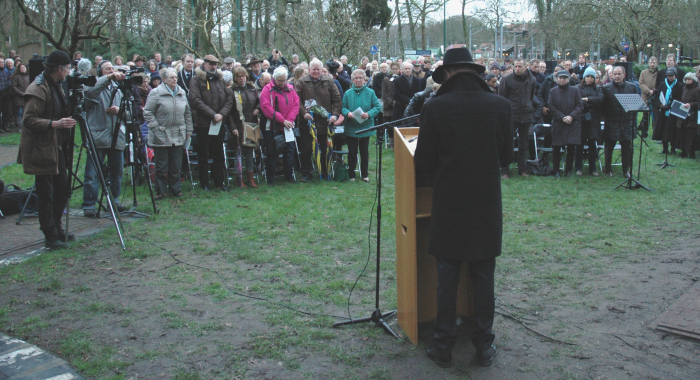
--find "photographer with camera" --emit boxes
[19,50,76,249]
[81,60,127,217]
[267,49,289,75]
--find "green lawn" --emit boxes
[1,131,699,379]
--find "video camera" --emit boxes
[116,67,145,88]
[66,60,97,89]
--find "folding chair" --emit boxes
[532,124,553,159]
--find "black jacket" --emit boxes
[576,83,604,140]
[498,71,537,123]
[414,71,512,261]
[602,81,638,141]
[393,74,421,107]
[404,88,433,118]
[548,84,584,146]
[336,71,351,92]
[371,72,386,99]
[656,67,686,88]
[177,69,195,95]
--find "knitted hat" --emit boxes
[45,50,71,66]
[583,66,597,79]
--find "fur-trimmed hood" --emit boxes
[195,65,223,81]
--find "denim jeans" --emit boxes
[82,148,123,209]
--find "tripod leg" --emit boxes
[16,184,36,225]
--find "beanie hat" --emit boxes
[583,66,597,79]
[45,50,71,66]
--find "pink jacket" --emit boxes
[260,83,300,131]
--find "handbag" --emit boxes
[0,184,38,215]
[526,156,554,177]
[274,134,286,150]
[333,161,350,182]
[242,122,261,148]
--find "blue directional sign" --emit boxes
[370,45,379,55]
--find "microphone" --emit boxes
[77,58,92,76]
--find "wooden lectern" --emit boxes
[394,127,474,345]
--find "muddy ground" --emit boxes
[1,228,699,380]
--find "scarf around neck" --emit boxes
[665,78,677,116]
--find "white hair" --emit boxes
[161,67,177,80]
[351,69,366,79]
[272,66,288,80]
[309,59,323,69]
[222,70,233,84]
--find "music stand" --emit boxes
[612,94,653,192]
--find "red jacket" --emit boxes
[260,83,300,132]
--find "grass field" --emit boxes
[1,129,699,379]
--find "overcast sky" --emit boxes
[392,0,536,24]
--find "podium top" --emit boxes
[614,94,649,112]
[396,127,419,156]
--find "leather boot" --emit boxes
[247,172,258,188]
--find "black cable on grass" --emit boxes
[344,140,381,323]
[130,234,351,321]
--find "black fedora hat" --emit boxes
[432,47,485,84]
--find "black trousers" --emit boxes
[433,257,496,353]
[345,136,369,179]
[35,147,69,239]
[263,129,295,184]
[194,127,225,188]
[299,129,328,177]
[514,122,530,174]
[552,144,578,174]
[153,146,184,195]
[0,96,11,131]
[604,139,631,174]
[574,139,600,173]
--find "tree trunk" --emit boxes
[11,2,20,50]
[274,0,286,49]
[120,10,128,58]
[462,3,468,47]
[404,0,417,49]
[263,1,271,50]
[231,0,238,56]
[396,2,405,57]
[247,0,255,54]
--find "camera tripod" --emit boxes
[109,84,157,217]
[66,83,126,250]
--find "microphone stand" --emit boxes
[333,115,419,338]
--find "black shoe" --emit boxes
[553,172,561,179]
[83,209,96,218]
[660,150,669,155]
[57,231,76,242]
[45,237,67,250]
[201,186,211,191]
[286,178,297,184]
[116,204,127,212]
[565,171,572,178]
[427,346,453,368]
[477,345,497,367]
[300,174,311,183]
[218,185,231,192]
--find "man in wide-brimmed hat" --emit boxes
[246,56,264,82]
[415,47,512,369]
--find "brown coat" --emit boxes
[19,73,68,175]
[676,82,700,129]
[188,66,234,129]
[381,74,397,117]
[638,68,658,102]
[11,72,29,107]
[294,74,341,135]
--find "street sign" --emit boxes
[370,45,379,55]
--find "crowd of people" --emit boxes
[6,46,700,249]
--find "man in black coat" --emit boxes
[391,61,421,145]
[601,66,637,177]
[415,47,512,369]
[656,54,686,88]
[498,58,537,176]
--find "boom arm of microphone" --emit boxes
[355,114,420,135]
